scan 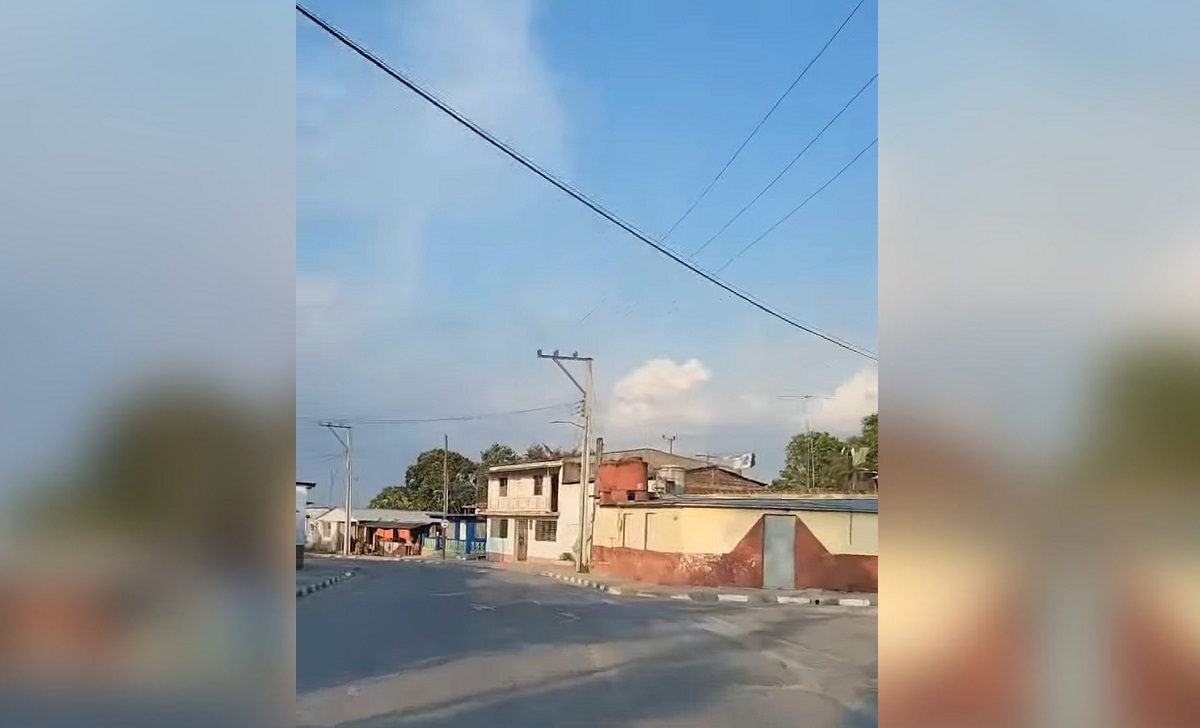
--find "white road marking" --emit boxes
[432,591,467,597]
[717,593,750,603]
[557,611,580,621]
[470,604,495,612]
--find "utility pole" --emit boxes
[536,349,593,573]
[662,434,676,454]
[442,433,449,560]
[321,422,353,555]
[778,395,832,491]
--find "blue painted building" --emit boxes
[422,513,487,557]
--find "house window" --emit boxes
[534,519,557,542]
[321,521,331,536]
[498,477,508,497]
[533,474,544,496]
[492,518,509,539]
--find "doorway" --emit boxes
[762,515,796,589]
[515,518,529,561]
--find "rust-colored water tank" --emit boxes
[598,458,648,493]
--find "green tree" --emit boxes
[480,443,520,468]
[771,430,854,492]
[476,443,521,502]
[848,413,878,472]
[368,448,479,513]
[368,484,417,510]
[522,442,577,462]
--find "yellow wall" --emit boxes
[592,506,878,557]
[798,511,878,556]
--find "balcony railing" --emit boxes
[486,494,553,513]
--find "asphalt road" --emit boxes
[297,559,877,728]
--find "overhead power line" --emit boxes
[295,4,877,361]
[689,74,877,259]
[297,402,574,426]
[715,137,877,274]
[658,0,867,244]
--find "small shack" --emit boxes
[352,511,440,556]
[422,512,487,557]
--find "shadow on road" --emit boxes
[297,561,876,727]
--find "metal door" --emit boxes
[515,518,528,561]
[762,515,796,589]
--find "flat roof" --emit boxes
[487,460,563,474]
[604,496,877,514]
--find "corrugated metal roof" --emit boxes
[311,508,442,524]
[606,496,877,514]
[357,520,435,529]
[352,508,441,523]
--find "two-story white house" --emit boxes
[481,458,587,563]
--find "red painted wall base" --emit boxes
[590,514,878,592]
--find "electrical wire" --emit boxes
[658,0,867,244]
[715,137,877,274]
[688,74,877,259]
[296,3,877,361]
[296,402,575,425]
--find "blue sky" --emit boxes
[297,0,877,505]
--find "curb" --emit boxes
[535,570,875,608]
[296,568,357,598]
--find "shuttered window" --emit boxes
[534,519,557,542]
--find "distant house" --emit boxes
[681,466,768,495]
[309,508,440,556]
[421,512,488,558]
[478,446,773,565]
[597,448,766,496]
[296,481,316,569]
[480,459,582,564]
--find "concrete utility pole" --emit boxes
[536,349,594,573]
[442,433,450,560]
[778,395,833,491]
[321,422,353,555]
[662,434,676,454]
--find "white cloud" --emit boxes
[609,358,713,430]
[605,358,877,443]
[808,368,879,435]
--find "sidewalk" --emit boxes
[479,559,876,607]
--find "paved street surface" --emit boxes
[297,559,876,727]
[298,562,354,591]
